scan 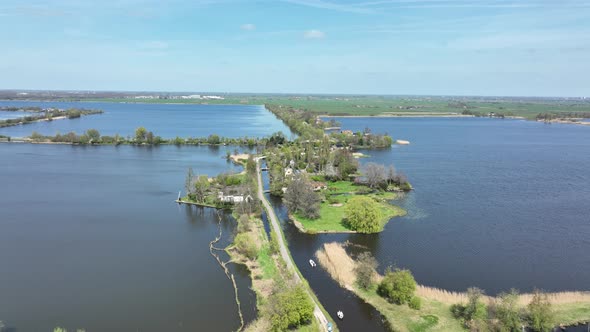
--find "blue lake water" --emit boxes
[1,106,589,331]
[0,101,292,139]
[318,117,590,294]
[0,110,34,120]
[0,144,256,331]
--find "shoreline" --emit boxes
[316,242,590,331]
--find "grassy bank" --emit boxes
[316,242,590,332]
[292,181,406,234]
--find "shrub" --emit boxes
[527,290,554,332]
[266,285,314,331]
[234,233,258,260]
[354,251,377,290]
[377,268,417,305]
[409,296,421,310]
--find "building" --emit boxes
[217,192,253,204]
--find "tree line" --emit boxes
[0,108,103,128]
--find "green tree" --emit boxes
[193,175,210,203]
[527,290,554,332]
[354,251,378,290]
[207,134,221,145]
[85,129,100,143]
[345,196,382,233]
[492,290,522,332]
[377,268,417,305]
[135,126,147,142]
[234,233,258,259]
[246,155,257,175]
[266,285,314,331]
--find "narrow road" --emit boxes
[255,158,331,332]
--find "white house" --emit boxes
[218,192,253,204]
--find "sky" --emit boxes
[0,0,589,96]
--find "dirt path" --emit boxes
[255,157,331,331]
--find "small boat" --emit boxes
[337,310,344,320]
[309,259,317,267]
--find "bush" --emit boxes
[234,233,258,260]
[451,287,488,329]
[409,296,421,310]
[527,290,554,332]
[377,268,417,305]
[266,285,314,331]
[354,251,377,290]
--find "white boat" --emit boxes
[309,259,316,267]
[337,310,344,320]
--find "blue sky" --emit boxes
[1,0,589,96]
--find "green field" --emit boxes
[84,95,590,119]
[293,189,406,233]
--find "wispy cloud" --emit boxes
[304,29,326,39]
[240,23,256,31]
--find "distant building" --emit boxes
[217,192,253,204]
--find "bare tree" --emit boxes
[284,174,320,219]
[364,162,387,189]
[185,167,195,196]
[387,165,397,184]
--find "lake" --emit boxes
[2,105,589,331]
[0,143,259,331]
[317,117,590,294]
[0,101,292,139]
[0,111,34,121]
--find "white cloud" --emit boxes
[240,23,256,31]
[304,29,326,39]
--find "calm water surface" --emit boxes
[0,144,256,331]
[316,117,590,294]
[0,111,34,120]
[0,101,291,138]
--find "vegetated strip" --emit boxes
[316,242,590,332]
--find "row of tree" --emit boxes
[0,108,103,128]
[451,287,555,332]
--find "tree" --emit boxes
[246,155,257,175]
[185,167,195,196]
[234,233,258,259]
[451,287,488,330]
[331,149,358,180]
[387,165,397,184]
[527,290,554,332]
[490,290,522,332]
[135,126,147,142]
[365,162,387,189]
[85,129,100,143]
[266,285,314,331]
[354,251,378,289]
[377,268,417,305]
[145,131,154,144]
[194,175,210,203]
[267,131,286,147]
[345,196,382,233]
[207,134,220,145]
[284,174,320,219]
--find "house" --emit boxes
[218,192,253,204]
